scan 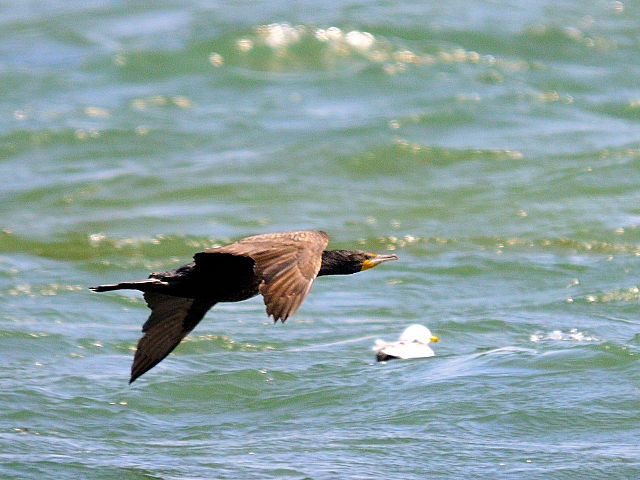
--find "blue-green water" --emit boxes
[2,1,640,478]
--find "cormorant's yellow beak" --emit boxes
[361,253,399,271]
[430,334,440,343]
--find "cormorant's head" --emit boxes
[318,250,398,276]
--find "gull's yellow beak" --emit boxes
[430,334,440,343]
[361,253,399,271]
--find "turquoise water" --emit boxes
[2,1,640,478]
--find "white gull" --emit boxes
[373,324,440,361]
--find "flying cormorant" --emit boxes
[90,230,398,383]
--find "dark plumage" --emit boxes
[90,230,398,383]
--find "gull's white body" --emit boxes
[373,324,438,360]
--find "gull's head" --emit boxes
[399,324,440,344]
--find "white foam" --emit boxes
[529,328,600,343]
[260,23,301,49]
[345,31,375,50]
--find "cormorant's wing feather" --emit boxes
[194,230,328,322]
[130,292,214,383]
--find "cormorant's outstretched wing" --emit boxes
[194,230,329,322]
[130,292,214,383]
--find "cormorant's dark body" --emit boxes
[149,254,260,301]
[91,230,397,383]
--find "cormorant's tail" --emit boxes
[90,279,167,293]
